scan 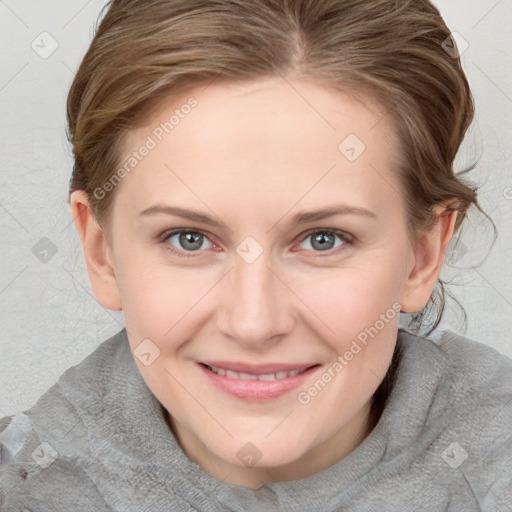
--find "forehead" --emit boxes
[117,77,404,222]
[151,77,390,151]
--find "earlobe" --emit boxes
[400,205,458,313]
[70,190,122,311]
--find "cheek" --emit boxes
[117,254,216,341]
[292,258,405,341]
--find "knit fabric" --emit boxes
[1,328,511,511]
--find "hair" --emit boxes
[67,0,489,335]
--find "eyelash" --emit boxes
[157,228,355,259]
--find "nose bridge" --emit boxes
[219,247,293,346]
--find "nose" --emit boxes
[216,250,295,349]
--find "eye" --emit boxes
[158,228,354,259]
[161,229,214,257]
[297,229,353,255]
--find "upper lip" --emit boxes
[199,361,318,375]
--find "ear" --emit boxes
[400,204,458,313]
[70,190,122,311]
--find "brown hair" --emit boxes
[67,0,486,333]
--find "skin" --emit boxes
[71,76,457,489]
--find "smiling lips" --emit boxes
[198,361,320,400]
[206,364,302,381]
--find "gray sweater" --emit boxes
[1,328,511,511]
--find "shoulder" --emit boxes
[0,327,129,443]
[398,328,512,508]
[0,329,130,511]
[400,327,512,404]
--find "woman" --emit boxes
[1,0,510,510]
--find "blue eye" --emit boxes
[158,228,353,259]
[165,230,213,255]
[298,230,351,253]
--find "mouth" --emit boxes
[198,361,321,400]
[201,363,310,380]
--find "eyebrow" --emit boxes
[139,203,377,227]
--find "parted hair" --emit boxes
[67,0,485,333]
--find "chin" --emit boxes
[217,434,310,469]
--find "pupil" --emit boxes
[313,233,333,251]
[180,232,202,250]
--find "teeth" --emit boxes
[207,365,303,380]
[258,373,276,381]
[238,372,258,381]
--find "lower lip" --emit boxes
[198,363,320,401]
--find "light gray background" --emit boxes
[0,0,511,419]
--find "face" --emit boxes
[81,77,429,487]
